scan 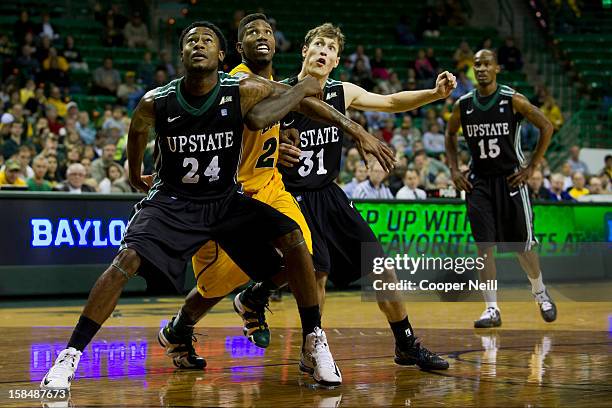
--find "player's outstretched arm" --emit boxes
[127,90,156,193]
[343,71,457,113]
[240,75,321,130]
[445,100,472,192]
[507,93,554,188]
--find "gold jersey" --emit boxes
[229,63,281,193]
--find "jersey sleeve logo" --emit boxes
[325,92,337,100]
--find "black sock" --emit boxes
[67,315,101,352]
[172,309,195,336]
[242,281,278,308]
[298,305,321,344]
[389,317,415,349]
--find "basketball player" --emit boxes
[445,49,557,328]
[241,23,456,371]
[41,21,346,390]
[158,15,393,386]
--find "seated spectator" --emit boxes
[417,8,440,38]
[381,118,395,143]
[269,18,291,53]
[351,59,374,90]
[387,163,408,195]
[0,159,27,187]
[588,176,603,195]
[410,149,450,189]
[65,101,79,121]
[14,10,36,46]
[113,161,133,193]
[16,145,34,179]
[371,48,389,80]
[149,68,169,91]
[364,110,393,131]
[497,37,523,71]
[98,162,125,193]
[44,153,63,186]
[91,142,117,183]
[41,47,70,87]
[103,106,127,135]
[76,111,96,145]
[62,35,87,71]
[353,161,393,199]
[453,40,473,71]
[446,0,468,27]
[385,72,404,94]
[568,171,589,199]
[434,172,451,189]
[123,12,152,49]
[102,16,124,47]
[548,173,574,201]
[541,96,563,131]
[27,155,52,191]
[527,169,550,200]
[35,35,52,64]
[423,108,445,132]
[480,37,494,51]
[423,123,445,155]
[567,145,589,175]
[396,169,426,200]
[396,15,417,45]
[38,12,59,41]
[451,69,474,99]
[426,48,440,72]
[158,50,176,79]
[57,163,95,193]
[2,121,30,159]
[342,161,368,198]
[117,71,145,112]
[414,49,436,89]
[25,86,47,114]
[348,45,371,72]
[19,79,36,105]
[137,51,155,89]
[47,86,68,118]
[93,57,121,96]
[560,161,573,190]
[15,45,40,80]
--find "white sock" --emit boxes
[528,273,546,294]
[483,290,498,310]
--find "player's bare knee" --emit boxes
[275,229,306,255]
[111,249,141,280]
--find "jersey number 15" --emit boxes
[477,138,501,159]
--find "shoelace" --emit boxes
[480,307,498,319]
[412,339,441,362]
[313,334,335,369]
[540,301,553,311]
[48,352,79,378]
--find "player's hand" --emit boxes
[278,143,301,167]
[451,168,473,193]
[507,165,533,188]
[297,74,323,99]
[353,128,396,173]
[434,71,457,99]
[280,128,299,146]
[130,175,152,193]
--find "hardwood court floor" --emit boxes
[0,289,610,407]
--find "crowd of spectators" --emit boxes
[0,5,609,203]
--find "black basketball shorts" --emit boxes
[466,172,537,253]
[120,189,298,293]
[290,183,385,287]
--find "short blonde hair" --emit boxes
[304,23,345,54]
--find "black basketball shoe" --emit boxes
[395,339,450,370]
[474,307,502,328]
[158,317,206,369]
[534,289,557,322]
